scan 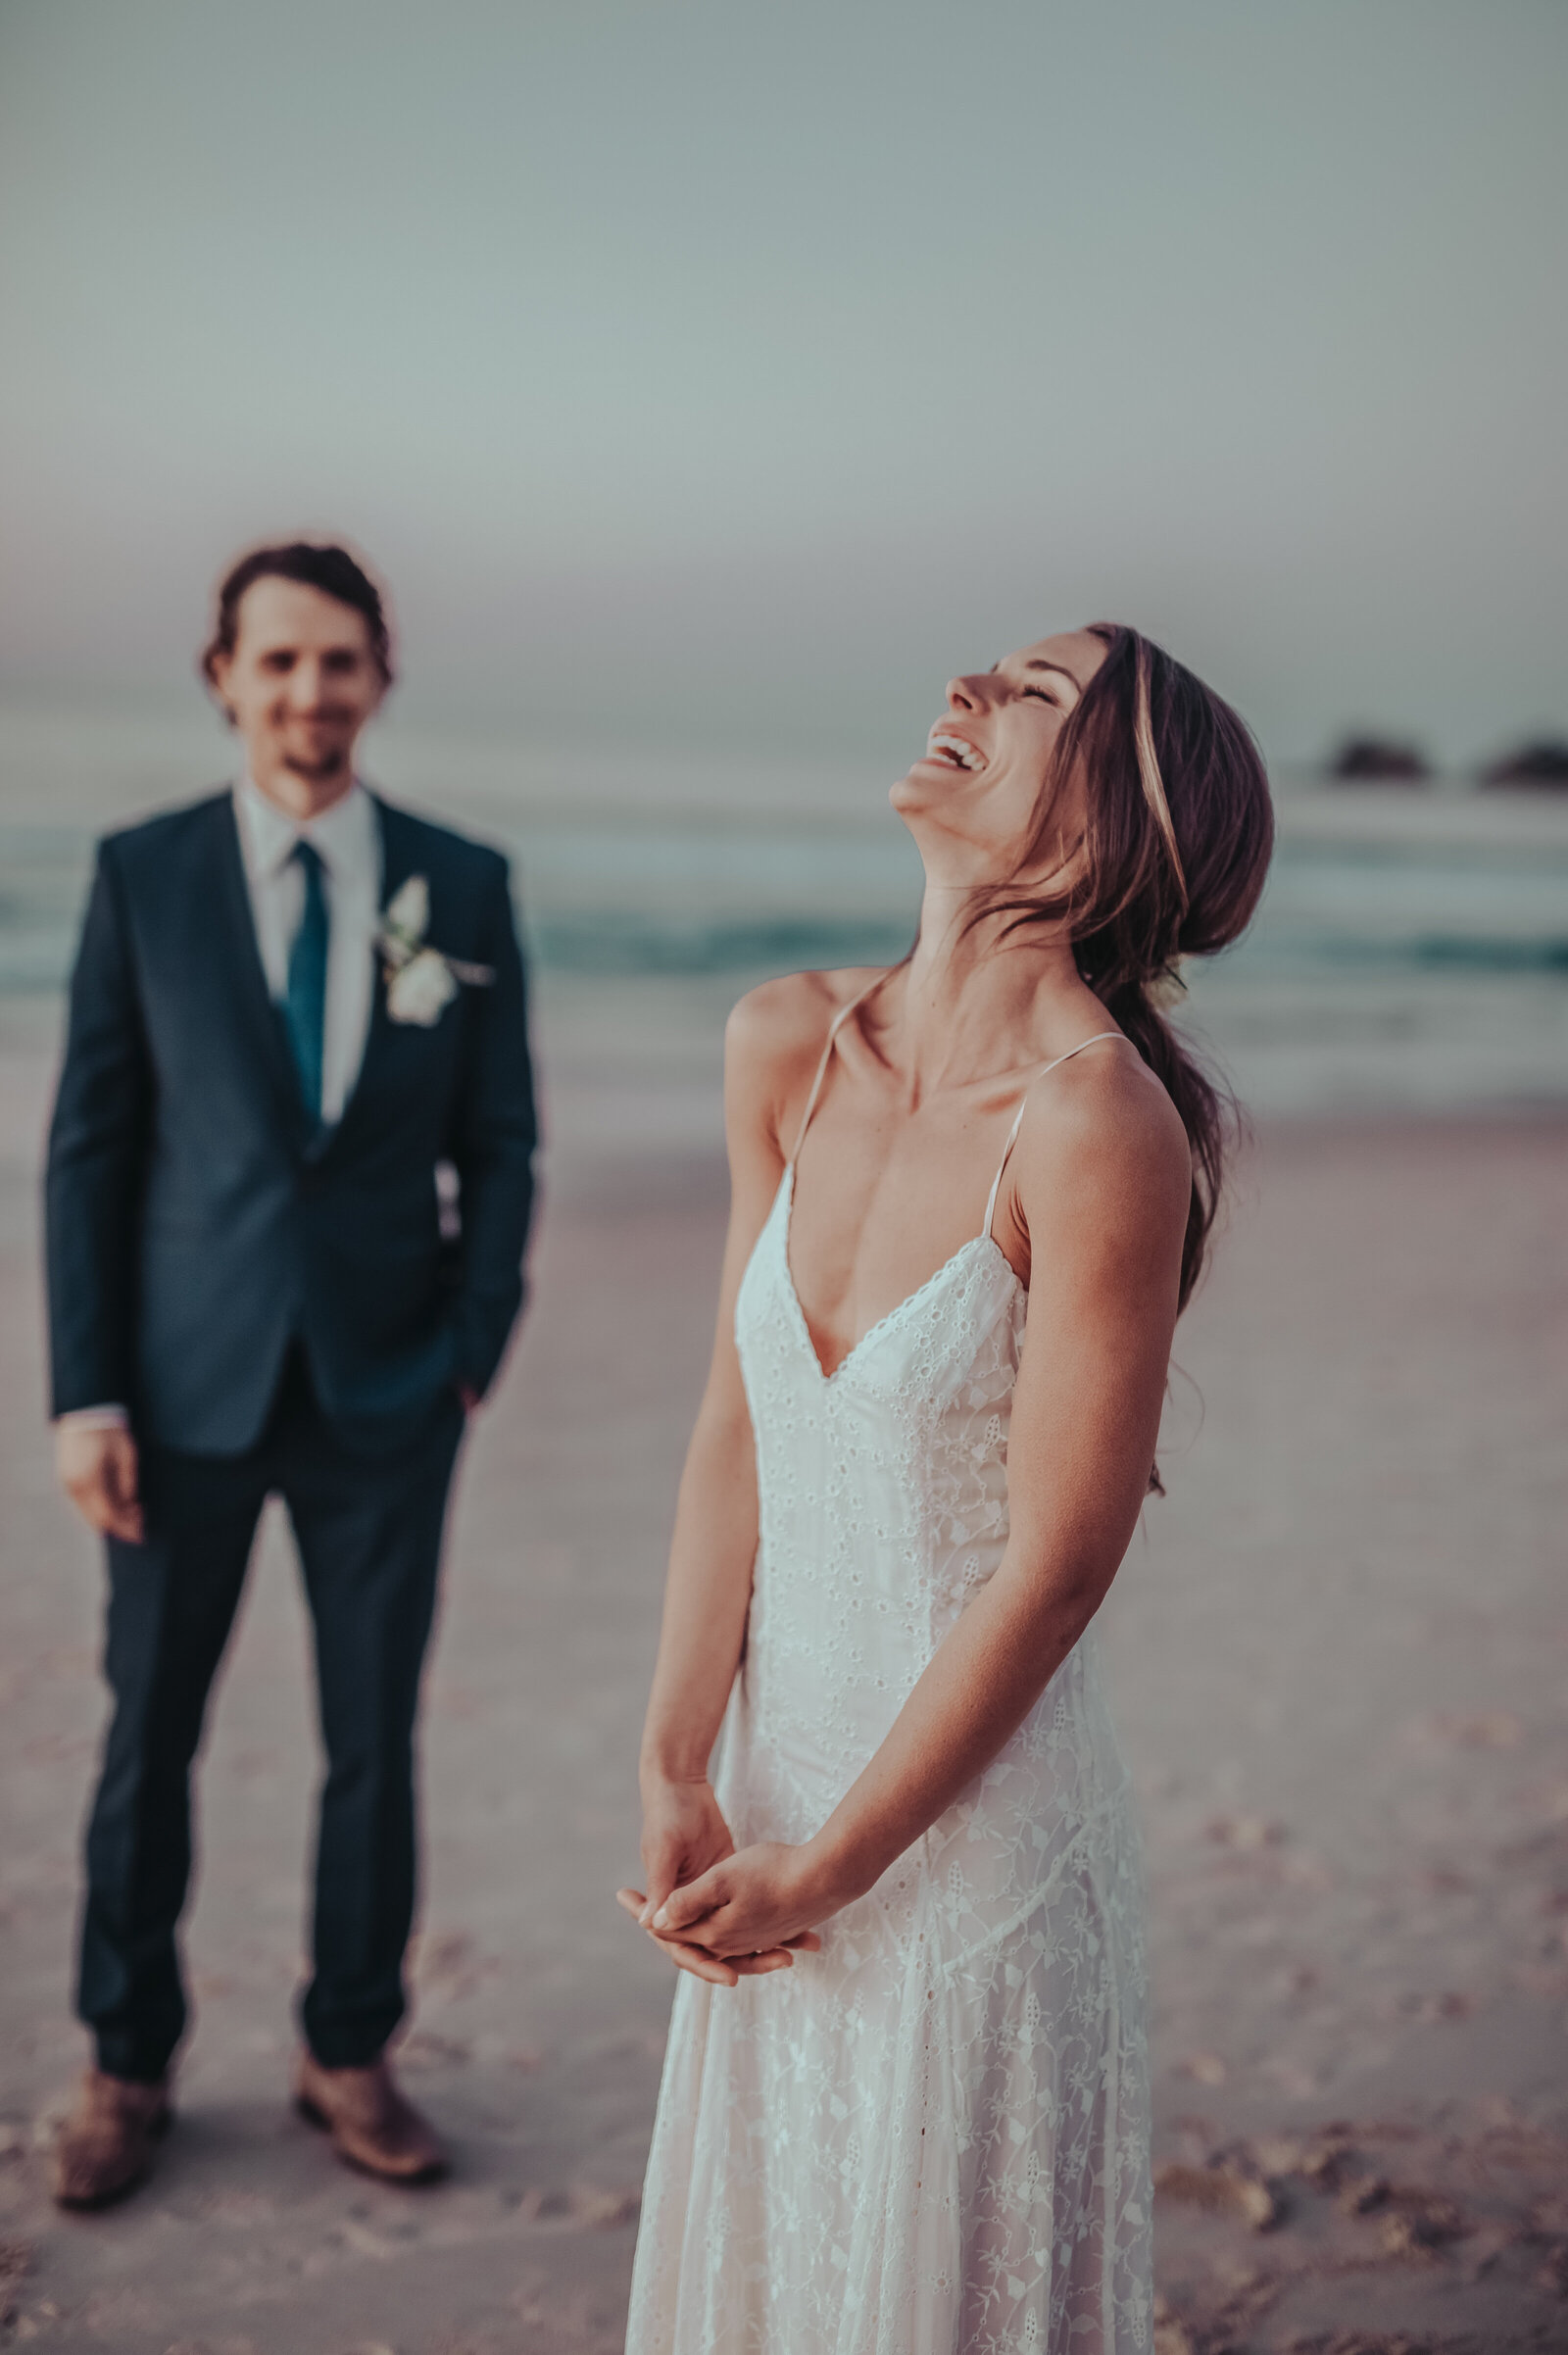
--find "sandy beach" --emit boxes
[1,976,1565,2354]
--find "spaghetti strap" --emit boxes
[788,972,891,1167]
[981,1032,1126,1240]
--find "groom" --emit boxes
[45,541,537,2206]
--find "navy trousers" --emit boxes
[77,1350,466,2082]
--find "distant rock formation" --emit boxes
[1327,735,1431,783]
[1480,737,1568,789]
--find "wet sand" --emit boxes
[0,983,1565,2353]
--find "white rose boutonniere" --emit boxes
[376,873,495,1027]
[388,948,460,1026]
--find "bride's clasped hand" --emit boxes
[616,1780,827,1985]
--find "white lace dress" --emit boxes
[626,1017,1152,2355]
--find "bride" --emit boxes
[616,622,1273,2353]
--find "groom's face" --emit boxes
[211,576,386,803]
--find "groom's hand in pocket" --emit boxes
[56,1423,144,1545]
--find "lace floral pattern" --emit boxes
[626,1170,1152,2354]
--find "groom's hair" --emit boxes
[201,541,395,688]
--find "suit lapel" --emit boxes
[210,794,315,1150]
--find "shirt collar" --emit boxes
[233,773,376,884]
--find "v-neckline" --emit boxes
[776,1165,1018,1388]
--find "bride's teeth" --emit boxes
[928,734,983,771]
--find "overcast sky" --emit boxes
[2,0,1563,767]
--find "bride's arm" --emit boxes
[651,1053,1191,1961]
[620,977,834,1983]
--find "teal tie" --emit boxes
[283,840,329,1122]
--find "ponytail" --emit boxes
[1093,974,1231,1314]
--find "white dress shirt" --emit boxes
[60,775,384,1430]
[231,773,382,1124]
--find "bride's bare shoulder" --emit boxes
[1011,1040,1192,1260]
[723,968,885,1147]
[725,966,883,1071]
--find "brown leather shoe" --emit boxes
[52,2068,172,2209]
[293,2050,446,2183]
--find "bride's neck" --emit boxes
[889,881,1099,1099]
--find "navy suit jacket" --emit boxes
[46,789,538,1456]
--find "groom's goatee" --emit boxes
[283,750,351,781]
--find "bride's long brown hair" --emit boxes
[984,622,1274,1314]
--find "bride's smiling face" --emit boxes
[892,629,1109,884]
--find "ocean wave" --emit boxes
[527,913,1568,980]
[527,913,918,976]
